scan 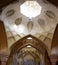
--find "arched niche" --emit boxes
[6,35,51,65]
[16,51,40,65]
[0,20,8,53]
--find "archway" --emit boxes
[6,35,51,65]
[0,20,8,52]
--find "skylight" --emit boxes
[20,1,42,19]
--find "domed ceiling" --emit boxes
[0,0,58,54]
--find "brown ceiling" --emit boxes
[52,24,58,48]
[0,0,58,9]
[47,0,58,7]
[0,0,17,8]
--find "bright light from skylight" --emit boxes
[27,45,31,48]
[20,1,42,19]
[27,37,32,39]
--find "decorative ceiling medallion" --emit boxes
[15,18,22,25]
[6,9,15,17]
[46,10,56,19]
[38,19,45,28]
[27,21,33,32]
[20,1,42,19]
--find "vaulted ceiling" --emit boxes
[0,0,58,55]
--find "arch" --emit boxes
[6,35,51,65]
[17,51,41,65]
[0,20,8,52]
[17,51,40,59]
[10,35,46,53]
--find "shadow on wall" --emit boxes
[56,61,58,65]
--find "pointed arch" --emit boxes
[10,35,46,54]
[17,51,40,59]
[0,20,8,53]
[6,35,51,65]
